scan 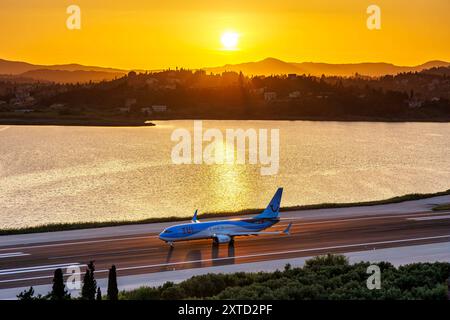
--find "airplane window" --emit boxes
[164,229,173,233]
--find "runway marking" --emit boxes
[0,274,61,284]
[48,247,159,260]
[0,252,29,259]
[111,234,450,273]
[0,212,450,252]
[1,234,449,284]
[0,235,156,252]
[281,212,450,224]
[408,214,450,221]
[0,263,81,276]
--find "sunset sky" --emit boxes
[1,0,449,70]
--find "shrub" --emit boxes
[120,255,450,300]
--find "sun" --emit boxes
[221,31,239,50]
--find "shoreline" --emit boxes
[1,189,448,236]
[151,115,450,123]
[0,118,155,127]
[1,115,450,126]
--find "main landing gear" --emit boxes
[212,236,235,246]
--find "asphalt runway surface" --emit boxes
[1,209,449,290]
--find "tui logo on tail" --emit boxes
[270,203,279,212]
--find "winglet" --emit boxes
[283,222,292,235]
[192,209,199,223]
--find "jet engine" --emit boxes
[214,234,231,243]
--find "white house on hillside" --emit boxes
[152,105,167,112]
[141,107,153,115]
[264,92,277,101]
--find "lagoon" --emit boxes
[0,120,449,229]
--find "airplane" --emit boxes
[158,187,292,246]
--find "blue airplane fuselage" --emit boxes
[158,217,279,242]
[158,187,285,245]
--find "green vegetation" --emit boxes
[119,255,450,300]
[50,268,70,300]
[433,203,450,211]
[96,288,103,301]
[17,261,119,301]
[81,261,97,300]
[16,287,43,300]
[1,189,449,235]
[107,265,119,300]
[3,68,449,122]
[16,255,450,300]
[0,112,155,127]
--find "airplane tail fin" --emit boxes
[253,187,283,220]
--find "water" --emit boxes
[0,121,449,229]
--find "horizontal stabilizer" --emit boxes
[283,222,292,235]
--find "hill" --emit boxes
[0,58,128,83]
[19,69,124,84]
[0,58,128,75]
[1,57,449,83]
[205,58,450,77]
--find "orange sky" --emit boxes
[1,0,449,70]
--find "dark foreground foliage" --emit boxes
[120,255,450,300]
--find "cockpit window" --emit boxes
[164,229,173,234]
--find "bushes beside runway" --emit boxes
[119,254,450,300]
[433,203,450,211]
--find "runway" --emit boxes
[1,197,450,295]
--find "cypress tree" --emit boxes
[107,265,119,300]
[50,268,69,300]
[96,287,102,301]
[81,261,97,300]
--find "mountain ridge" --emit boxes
[0,57,449,83]
[0,58,130,75]
[205,57,450,77]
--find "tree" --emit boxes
[96,288,102,301]
[17,287,36,300]
[50,268,70,300]
[81,261,97,300]
[107,265,119,300]
[161,286,186,300]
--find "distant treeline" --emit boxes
[2,68,450,121]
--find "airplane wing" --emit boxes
[228,223,292,237]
